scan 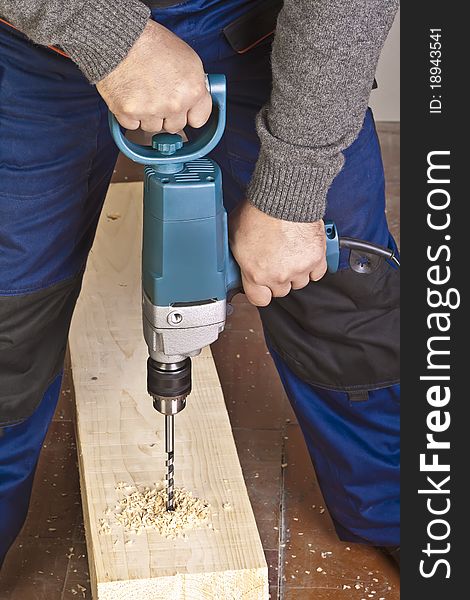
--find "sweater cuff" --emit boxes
[60,0,151,83]
[247,150,339,223]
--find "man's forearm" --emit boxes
[0,0,150,82]
[248,0,400,222]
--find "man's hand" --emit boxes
[229,202,327,307]
[96,20,211,133]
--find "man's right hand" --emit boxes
[96,20,212,133]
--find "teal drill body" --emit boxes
[143,157,228,307]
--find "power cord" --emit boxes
[339,237,400,268]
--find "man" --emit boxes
[0,0,400,566]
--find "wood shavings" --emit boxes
[71,584,86,598]
[99,483,210,539]
[98,518,111,535]
[222,502,232,511]
[66,547,75,559]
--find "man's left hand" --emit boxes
[229,201,327,307]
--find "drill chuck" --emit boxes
[147,357,192,415]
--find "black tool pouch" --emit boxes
[223,0,284,53]
[143,1,188,7]
[259,259,400,397]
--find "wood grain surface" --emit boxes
[69,183,268,599]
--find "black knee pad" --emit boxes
[259,259,400,398]
[0,273,83,425]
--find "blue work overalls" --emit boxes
[0,0,400,564]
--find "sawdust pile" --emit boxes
[99,482,210,539]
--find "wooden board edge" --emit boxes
[73,411,100,599]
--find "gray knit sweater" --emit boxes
[0,0,399,222]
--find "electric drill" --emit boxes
[109,75,346,510]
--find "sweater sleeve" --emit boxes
[247,0,399,222]
[0,0,150,83]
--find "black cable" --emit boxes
[339,237,400,268]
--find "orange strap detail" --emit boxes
[0,17,69,58]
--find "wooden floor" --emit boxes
[0,123,400,600]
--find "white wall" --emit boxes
[369,8,400,122]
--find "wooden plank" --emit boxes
[69,182,268,600]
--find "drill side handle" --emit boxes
[225,220,340,299]
[108,74,226,165]
[324,220,340,273]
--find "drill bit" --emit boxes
[165,414,175,511]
